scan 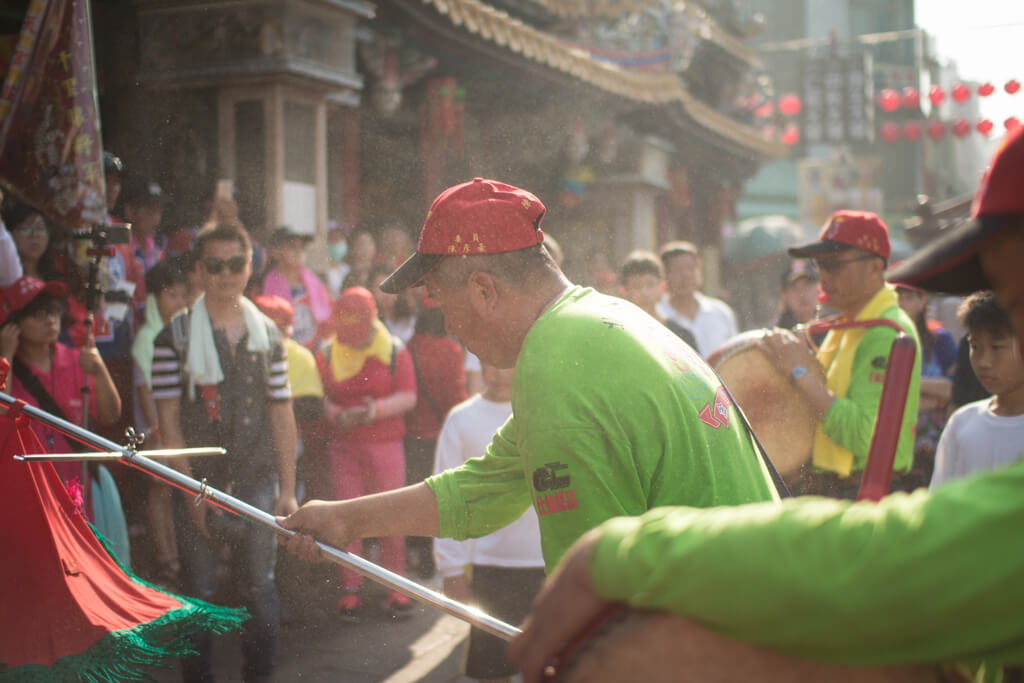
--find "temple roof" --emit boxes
[417,0,783,159]
[519,0,757,64]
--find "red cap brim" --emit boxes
[787,240,851,259]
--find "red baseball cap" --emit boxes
[331,287,377,346]
[789,210,891,261]
[379,178,546,293]
[252,294,294,331]
[889,126,1024,294]
[0,276,68,325]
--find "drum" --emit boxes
[706,329,824,476]
[546,606,947,683]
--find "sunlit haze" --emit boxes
[916,1,1024,137]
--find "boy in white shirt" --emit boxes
[930,291,1024,488]
[434,363,545,683]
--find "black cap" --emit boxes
[121,179,166,206]
[268,225,314,247]
[780,260,818,287]
[103,151,123,176]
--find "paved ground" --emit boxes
[148,551,482,682]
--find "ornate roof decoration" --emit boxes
[522,0,656,17]
[520,0,756,65]
[418,0,783,158]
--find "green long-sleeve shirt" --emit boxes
[817,298,921,474]
[589,459,1024,672]
[427,286,776,571]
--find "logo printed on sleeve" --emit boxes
[698,386,732,429]
[532,461,578,516]
[664,349,735,430]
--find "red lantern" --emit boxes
[977,82,995,97]
[900,87,920,109]
[902,121,921,141]
[780,124,800,146]
[976,119,994,136]
[926,120,945,140]
[878,89,900,112]
[879,121,901,143]
[1006,79,1021,95]
[778,93,802,116]
[754,101,774,118]
[951,118,970,138]
[1006,117,1021,132]
[951,83,970,102]
[928,85,945,106]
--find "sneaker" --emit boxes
[336,593,362,622]
[384,591,414,620]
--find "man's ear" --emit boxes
[467,271,501,316]
[870,257,887,280]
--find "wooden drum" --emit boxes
[706,329,824,476]
[547,606,946,683]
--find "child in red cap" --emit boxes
[0,275,121,484]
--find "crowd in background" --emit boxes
[0,152,1010,682]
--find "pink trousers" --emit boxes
[328,438,407,590]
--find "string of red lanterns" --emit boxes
[876,80,1020,111]
[753,80,1021,146]
[770,116,1020,146]
[751,80,1021,120]
[873,116,1021,142]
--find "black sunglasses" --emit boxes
[202,255,248,275]
[813,254,877,273]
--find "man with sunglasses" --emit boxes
[759,210,922,498]
[153,222,298,683]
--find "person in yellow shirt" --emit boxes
[253,294,324,499]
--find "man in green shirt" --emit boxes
[509,127,1024,683]
[761,210,921,498]
[280,178,776,575]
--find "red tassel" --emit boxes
[199,384,221,421]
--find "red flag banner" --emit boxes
[0,359,246,680]
[0,0,106,229]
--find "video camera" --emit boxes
[71,222,131,245]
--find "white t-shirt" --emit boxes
[0,222,22,286]
[930,398,1024,489]
[433,394,544,576]
[464,349,481,373]
[326,263,350,300]
[657,291,738,358]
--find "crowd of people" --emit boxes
[1,135,1022,681]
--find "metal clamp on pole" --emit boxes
[124,426,144,462]
[194,478,210,507]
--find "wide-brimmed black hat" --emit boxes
[888,126,1024,295]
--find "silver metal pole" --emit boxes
[0,391,520,641]
[16,447,228,461]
